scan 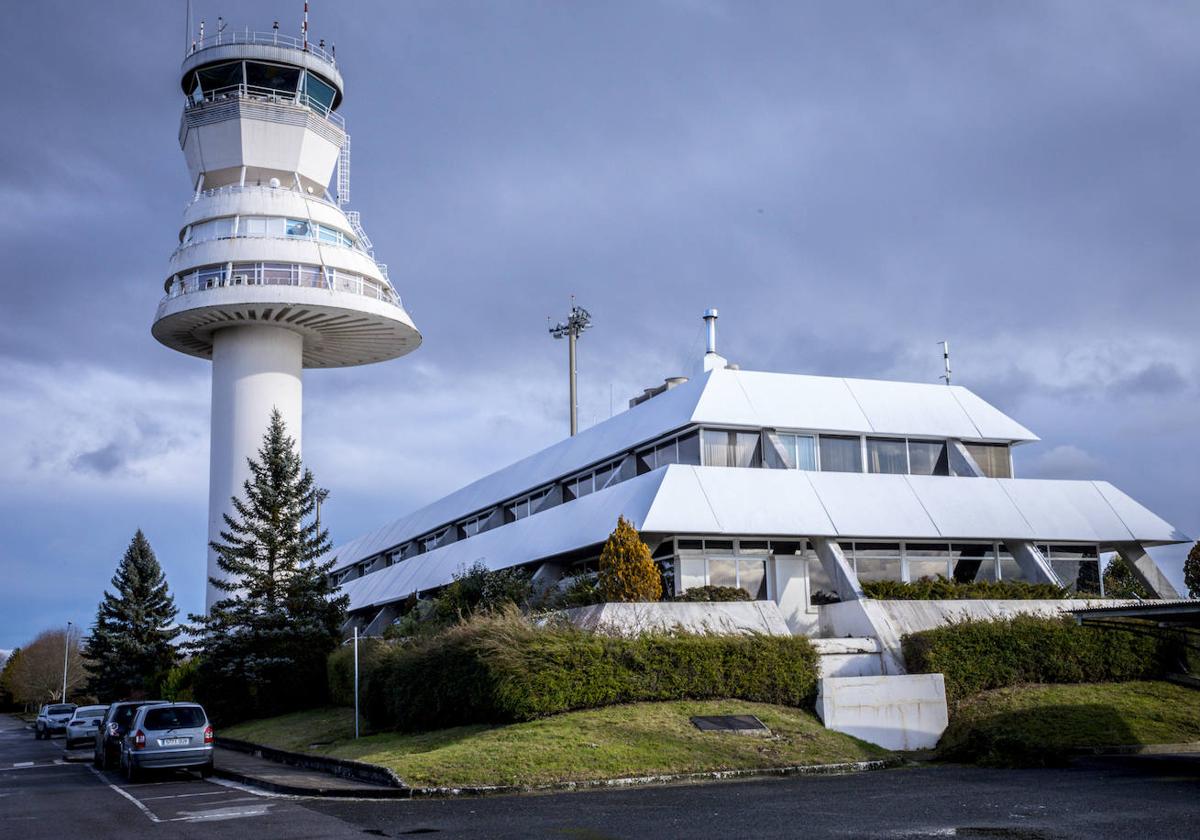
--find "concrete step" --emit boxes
[810,637,884,678]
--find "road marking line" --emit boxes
[140,790,230,801]
[13,762,33,768]
[85,766,161,824]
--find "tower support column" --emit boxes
[207,325,303,612]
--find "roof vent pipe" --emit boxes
[703,308,719,355]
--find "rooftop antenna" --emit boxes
[216,16,225,44]
[548,297,592,436]
[303,1,309,50]
[938,340,951,385]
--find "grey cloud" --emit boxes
[1108,361,1188,398]
[73,442,126,476]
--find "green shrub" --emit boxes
[363,611,819,731]
[902,615,1168,704]
[679,585,752,603]
[551,576,604,609]
[327,638,389,707]
[862,576,1069,600]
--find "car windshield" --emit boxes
[48,705,75,715]
[143,707,205,730]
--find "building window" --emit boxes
[701,429,762,468]
[950,543,997,582]
[904,543,951,581]
[1045,545,1102,595]
[964,443,1012,478]
[852,542,902,582]
[907,440,950,476]
[764,432,817,471]
[818,435,862,473]
[866,438,907,475]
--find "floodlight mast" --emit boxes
[549,299,592,436]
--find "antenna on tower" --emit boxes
[938,340,951,385]
[303,1,310,50]
[548,298,592,436]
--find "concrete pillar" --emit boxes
[207,325,304,612]
[812,537,864,601]
[1115,542,1181,600]
[1004,540,1061,586]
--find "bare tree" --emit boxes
[6,628,87,708]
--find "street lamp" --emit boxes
[548,299,592,436]
[61,621,72,703]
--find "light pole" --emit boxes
[548,299,592,436]
[60,621,72,703]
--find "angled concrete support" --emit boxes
[364,605,400,637]
[1004,540,1061,586]
[531,561,566,595]
[812,537,864,602]
[1115,542,1181,600]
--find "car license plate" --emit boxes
[160,738,189,746]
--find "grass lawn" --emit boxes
[222,700,889,788]
[938,680,1200,766]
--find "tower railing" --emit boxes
[162,263,401,308]
[186,83,345,129]
[188,183,340,208]
[188,30,337,66]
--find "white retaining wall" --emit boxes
[816,674,949,751]
[562,601,792,636]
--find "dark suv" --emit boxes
[93,700,165,770]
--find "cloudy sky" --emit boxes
[1,0,1197,649]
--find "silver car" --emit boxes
[34,704,77,739]
[65,704,109,749]
[119,702,213,781]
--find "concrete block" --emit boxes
[816,674,948,751]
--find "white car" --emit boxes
[34,704,76,739]
[65,705,109,749]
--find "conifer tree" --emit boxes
[598,516,663,602]
[1102,553,1150,599]
[84,530,179,699]
[1185,542,1200,599]
[188,409,347,723]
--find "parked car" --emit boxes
[119,702,213,782]
[65,705,109,749]
[34,704,77,739]
[93,700,165,770]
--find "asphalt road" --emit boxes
[2,712,1197,839]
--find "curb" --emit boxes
[216,737,404,788]
[1070,742,1200,757]
[214,750,901,799]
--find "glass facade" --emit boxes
[908,440,950,476]
[964,443,1012,478]
[701,430,762,468]
[866,438,907,474]
[184,216,361,250]
[818,435,862,473]
[186,61,340,117]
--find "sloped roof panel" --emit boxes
[1093,481,1189,543]
[904,475,1034,540]
[996,479,1134,543]
[807,472,940,538]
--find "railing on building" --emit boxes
[163,263,401,308]
[185,82,345,129]
[188,30,337,66]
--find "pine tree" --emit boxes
[1102,553,1150,599]
[83,530,179,699]
[187,409,347,724]
[1185,542,1200,599]
[597,516,663,602]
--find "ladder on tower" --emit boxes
[345,211,373,252]
[337,134,351,205]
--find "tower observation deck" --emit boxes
[152,28,421,611]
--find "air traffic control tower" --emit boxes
[152,26,421,611]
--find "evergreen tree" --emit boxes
[83,530,179,699]
[1102,553,1150,599]
[598,516,663,602]
[1185,542,1200,600]
[187,409,347,724]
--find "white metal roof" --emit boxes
[340,464,1186,612]
[329,367,1038,573]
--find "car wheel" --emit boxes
[199,760,214,779]
[124,755,139,783]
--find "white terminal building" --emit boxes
[152,28,421,611]
[331,312,1186,641]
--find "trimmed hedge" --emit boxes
[679,585,752,603]
[360,613,819,731]
[862,577,1070,601]
[902,615,1168,704]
